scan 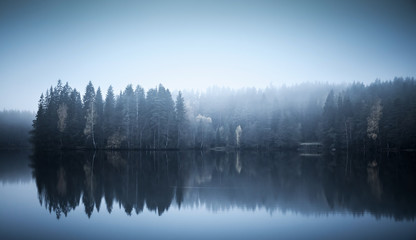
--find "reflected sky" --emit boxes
[0,151,32,183]
[1,0,415,110]
[1,181,414,240]
[1,150,415,239]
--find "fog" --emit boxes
[0,110,34,149]
[1,0,416,111]
[29,78,416,152]
[1,2,416,239]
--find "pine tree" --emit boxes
[160,86,175,148]
[103,86,116,147]
[175,91,187,148]
[31,94,46,148]
[135,85,146,148]
[147,88,161,149]
[67,89,84,148]
[95,87,104,148]
[122,85,136,148]
[83,81,96,149]
[321,90,337,151]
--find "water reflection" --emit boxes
[0,151,32,183]
[30,151,416,221]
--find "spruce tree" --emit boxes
[103,86,115,147]
[83,81,96,149]
[95,87,104,148]
[175,91,187,148]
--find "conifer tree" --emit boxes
[175,91,187,148]
[103,86,115,147]
[83,81,96,149]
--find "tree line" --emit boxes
[320,78,416,153]
[31,77,416,152]
[32,80,186,150]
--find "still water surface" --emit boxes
[0,150,415,239]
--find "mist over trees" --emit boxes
[0,110,34,149]
[31,78,416,152]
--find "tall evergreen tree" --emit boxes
[159,86,175,148]
[321,90,338,150]
[83,81,96,149]
[135,85,146,148]
[66,89,84,148]
[103,86,116,147]
[95,87,104,148]
[175,91,187,148]
[146,88,160,149]
[122,85,136,148]
[31,94,46,148]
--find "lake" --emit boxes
[0,150,415,239]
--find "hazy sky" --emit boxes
[1,0,415,111]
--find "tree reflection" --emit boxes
[30,150,416,221]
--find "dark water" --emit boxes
[0,150,415,239]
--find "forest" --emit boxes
[30,78,416,152]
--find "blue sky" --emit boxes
[1,0,415,110]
